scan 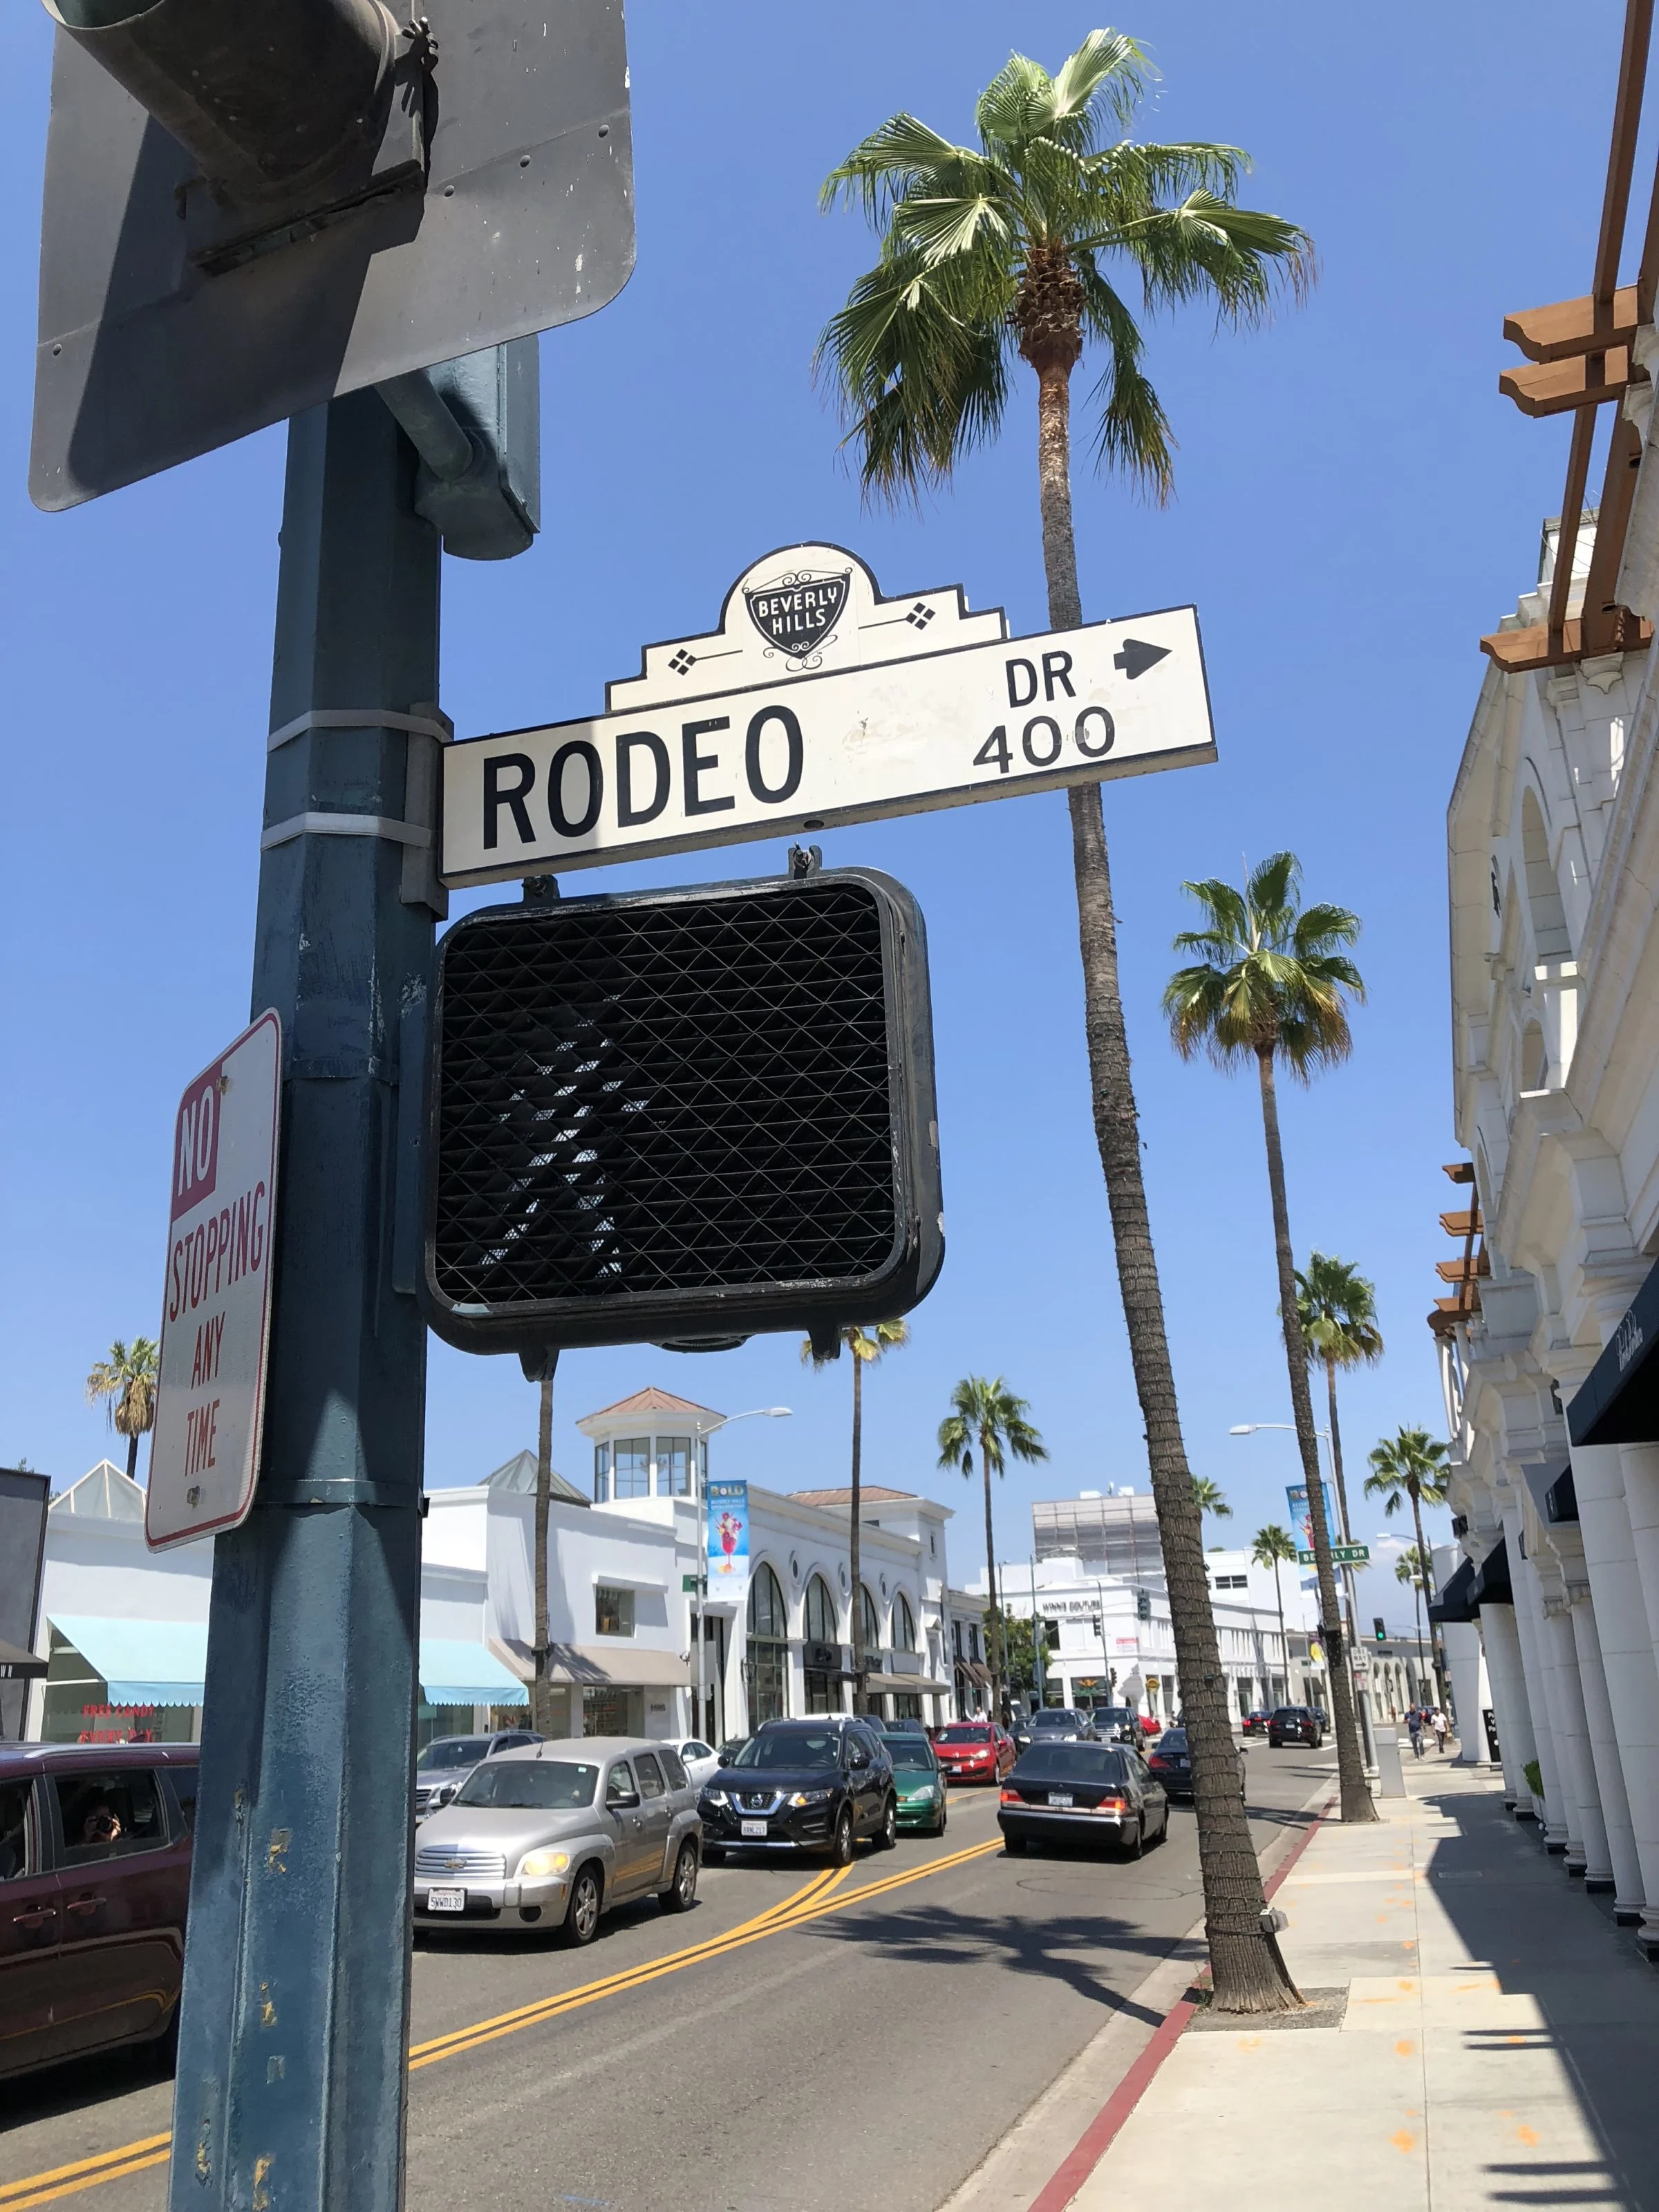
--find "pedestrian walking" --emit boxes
[1432,1707,1449,1754]
[1406,1706,1425,1759]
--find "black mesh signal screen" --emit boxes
[428,877,915,1330]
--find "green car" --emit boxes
[888,1735,948,1837]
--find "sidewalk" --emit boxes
[1056,1761,1659,2211]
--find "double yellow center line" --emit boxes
[2,1837,1002,2211]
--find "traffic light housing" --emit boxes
[421,868,944,1357]
[1135,1588,1152,1624]
[1374,1616,1387,1644]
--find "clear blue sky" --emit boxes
[0,3,1629,1635]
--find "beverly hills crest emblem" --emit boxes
[742,567,850,667]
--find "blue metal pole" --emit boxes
[167,388,438,2212]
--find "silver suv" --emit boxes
[413,1737,702,1945]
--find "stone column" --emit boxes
[1480,1601,1537,1808]
[1571,1587,1642,1911]
[1541,1595,1611,1881]
[1573,1438,1659,1944]
[1503,1497,1572,1844]
[1441,1619,1492,1765]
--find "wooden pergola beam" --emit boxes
[1504,285,1640,362]
[1500,348,1634,416]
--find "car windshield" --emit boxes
[1013,1745,1131,1782]
[453,1761,598,1808]
[1155,1732,1189,1752]
[733,1731,839,1770]
[418,1738,490,1771]
[889,1742,937,1772]
[1273,1709,1310,1722]
[937,1726,991,1744]
[1092,1708,1134,1725]
[1032,1712,1080,1729]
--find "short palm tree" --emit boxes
[1250,1524,1297,1703]
[85,1338,160,1483]
[1367,1428,1451,1703]
[804,1322,909,1709]
[1395,1548,1431,1680]
[819,29,1313,2013]
[1192,1476,1231,1526]
[937,1378,1047,1717]
[1165,852,1375,1826]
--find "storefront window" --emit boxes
[859,1586,881,1656]
[657,1436,692,1497]
[583,1685,643,1738]
[614,1437,650,1499]
[892,1593,916,1652]
[593,1443,610,1503]
[804,1575,839,1714]
[746,1564,789,1725]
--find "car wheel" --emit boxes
[1124,1815,1145,1860]
[561,1864,602,1947]
[830,1808,856,1866]
[875,1797,898,1851]
[935,1803,948,1838]
[660,1840,699,1913]
[1004,1832,1027,1855]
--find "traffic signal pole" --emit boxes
[168,391,439,2212]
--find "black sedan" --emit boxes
[1011,1707,1098,1754]
[1144,1727,1247,1803]
[699,1720,897,1864]
[998,1742,1168,1858]
[1266,1705,1324,1748]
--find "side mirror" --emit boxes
[609,1790,641,1812]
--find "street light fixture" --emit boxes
[694,1408,791,1741]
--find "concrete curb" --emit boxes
[937,1780,1335,2212]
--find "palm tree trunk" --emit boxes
[980,1427,1003,1719]
[125,1430,140,1485]
[1035,358,1298,2007]
[532,1359,558,1737]
[1254,1049,1376,1824]
[850,1352,864,1715]
[1324,1358,1364,1696]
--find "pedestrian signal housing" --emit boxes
[421,869,943,1357]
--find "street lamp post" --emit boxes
[1228,1421,1377,1770]
[698,1408,790,1743]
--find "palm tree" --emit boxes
[937,1378,1047,1718]
[1164,852,1376,1827]
[1367,1427,1451,1703]
[528,1353,559,1737]
[818,28,1313,2014]
[85,1338,160,1483]
[1251,1524,1297,1703]
[803,1322,909,1709]
[1293,1252,1383,1700]
[1192,1476,1231,1527]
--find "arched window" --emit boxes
[805,1575,837,1643]
[892,1591,916,1652]
[745,1563,789,1725]
[1521,789,1572,958]
[859,1586,882,1656]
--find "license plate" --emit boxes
[741,1819,767,1837]
[425,1886,465,1913]
[1047,1792,1074,1808]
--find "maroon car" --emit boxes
[0,1741,198,2081]
[933,1722,1016,1784]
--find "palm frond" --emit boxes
[821,113,992,222]
[1075,256,1174,496]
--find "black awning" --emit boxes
[1546,1467,1579,1524]
[1469,1537,1512,1609]
[0,1635,46,1680]
[1428,1556,1479,1626]
[1568,1259,1659,1446]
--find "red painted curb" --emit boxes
[1027,1797,1338,2212]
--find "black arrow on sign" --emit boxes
[1113,637,1170,680]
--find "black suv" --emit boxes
[1267,1705,1324,1749]
[700,1721,897,1864]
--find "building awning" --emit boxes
[863,1672,955,1697]
[0,1636,47,1680]
[1428,1557,1479,1627]
[1469,1538,1513,1609]
[1569,1261,1659,1447]
[956,1659,993,1687]
[1518,1461,1579,1528]
[545,1643,690,1689]
[419,1638,527,1707]
[50,1616,207,1706]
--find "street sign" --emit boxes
[1297,1544,1370,1567]
[440,543,1215,885]
[147,1014,282,1551]
[32,0,632,508]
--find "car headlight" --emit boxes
[787,1788,834,1807]
[518,1848,571,1880]
[908,1783,939,1802]
[700,1788,727,1808]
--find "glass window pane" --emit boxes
[859,1588,881,1650]
[805,1576,835,1643]
[657,1436,692,1497]
[635,1752,666,1799]
[605,1761,637,1805]
[0,1781,31,1880]
[613,1438,650,1499]
[893,1594,916,1651]
[595,1585,635,1637]
[593,1443,610,1503]
[55,1768,166,1864]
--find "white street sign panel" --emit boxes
[441,544,1215,886]
[146,1013,281,1552]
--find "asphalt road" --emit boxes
[1,1743,1335,2212]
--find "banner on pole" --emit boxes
[1286,1482,1337,1557]
[707,1480,750,1588]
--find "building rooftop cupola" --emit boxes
[576,1387,727,1445]
[577,1387,729,1510]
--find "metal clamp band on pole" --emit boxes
[258,1480,422,1510]
[267,708,453,753]
[261,812,432,851]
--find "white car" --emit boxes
[671,1738,722,1792]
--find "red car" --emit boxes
[933,1722,1016,1784]
[0,1741,198,2081]
[1138,1714,1162,1738]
